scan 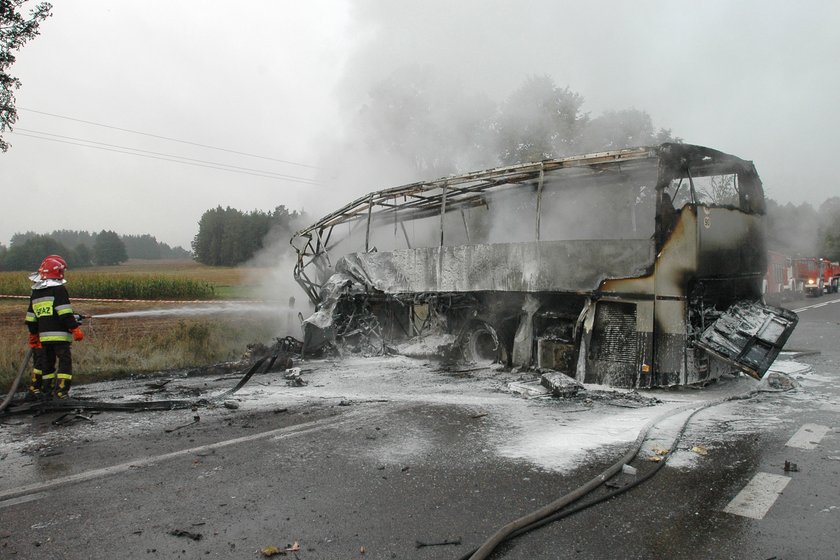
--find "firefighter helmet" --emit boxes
[38,255,67,280]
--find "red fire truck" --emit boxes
[791,257,823,296]
[822,259,840,293]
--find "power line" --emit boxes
[13,127,322,185]
[18,107,322,170]
[10,131,322,185]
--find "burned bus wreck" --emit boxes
[292,143,798,388]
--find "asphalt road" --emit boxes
[1,293,838,560]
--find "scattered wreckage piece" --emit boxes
[1,355,277,416]
[540,371,584,397]
[291,143,798,388]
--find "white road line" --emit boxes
[792,298,840,313]
[0,491,48,509]
[785,423,831,450]
[723,472,791,519]
[0,414,351,503]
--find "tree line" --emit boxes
[191,205,304,267]
[0,230,190,271]
[766,197,840,261]
[354,70,680,180]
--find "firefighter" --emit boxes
[24,255,84,399]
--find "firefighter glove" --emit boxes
[28,333,42,349]
[71,327,85,342]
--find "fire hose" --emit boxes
[462,389,761,560]
[0,354,278,416]
[0,348,32,413]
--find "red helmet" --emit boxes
[38,255,67,280]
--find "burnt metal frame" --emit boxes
[291,143,762,305]
[292,146,658,304]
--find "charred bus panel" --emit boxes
[292,144,797,388]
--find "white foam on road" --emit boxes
[723,472,791,519]
[766,360,812,376]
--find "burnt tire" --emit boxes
[463,322,500,364]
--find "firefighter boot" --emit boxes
[26,368,45,401]
[54,374,73,399]
[41,373,56,399]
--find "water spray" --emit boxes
[88,303,293,320]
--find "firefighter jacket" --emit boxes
[25,284,80,343]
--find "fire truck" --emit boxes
[823,259,840,293]
[791,257,823,296]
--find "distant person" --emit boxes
[24,255,85,399]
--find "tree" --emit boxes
[192,205,303,266]
[494,76,588,164]
[121,233,161,259]
[358,65,495,178]
[817,197,840,261]
[765,199,819,256]
[1,0,52,152]
[70,242,92,267]
[1,233,67,270]
[93,230,127,265]
[581,108,680,153]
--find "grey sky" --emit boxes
[3,1,839,249]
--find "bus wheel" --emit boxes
[463,321,500,365]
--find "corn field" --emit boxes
[0,271,215,300]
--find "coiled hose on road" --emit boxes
[462,388,761,560]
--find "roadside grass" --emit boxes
[0,259,297,392]
[0,302,290,391]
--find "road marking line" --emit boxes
[785,423,830,449]
[0,491,48,509]
[723,472,790,519]
[792,298,840,313]
[0,414,351,503]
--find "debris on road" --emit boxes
[621,464,637,475]
[415,537,462,548]
[223,399,240,409]
[168,528,202,541]
[759,370,800,392]
[259,545,284,557]
[540,371,583,397]
[164,415,200,433]
[690,445,708,456]
[52,411,96,426]
[143,379,172,394]
[784,460,799,473]
[507,380,549,398]
[285,368,308,387]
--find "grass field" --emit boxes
[0,260,302,392]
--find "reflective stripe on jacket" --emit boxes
[25,285,80,342]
